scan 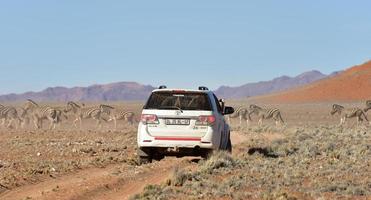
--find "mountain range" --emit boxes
[253,61,371,103]
[0,67,353,102]
[214,70,332,99]
[0,82,155,102]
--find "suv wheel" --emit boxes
[226,138,232,153]
[137,148,153,165]
[138,156,152,165]
[201,149,213,159]
[153,153,165,161]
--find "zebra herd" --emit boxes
[227,104,285,127]
[1,100,370,130]
[0,99,137,130]
[331,100,371,126]
[228,101,371,127]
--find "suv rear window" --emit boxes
[144,91,212,111]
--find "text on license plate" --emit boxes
[165,118,190,125]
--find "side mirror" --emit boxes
[219,99,225,111]
[223,106,234,115]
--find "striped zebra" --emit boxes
[23,99,58,130]
[64,101,114,129]
[107,108,137,129]
[0,104,21,129]
[56,108,68,123]
[0,104,5,127]
[365,100,371,112]
[249,104,285,126]
[18,107,32,128]
[227,106,251,127]
[331,104,369,126]
[18,106,65,129]
[50,107,68,129]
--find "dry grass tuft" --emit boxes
[199,151,236,174]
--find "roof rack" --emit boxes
[158,85,167,89]
[198,86,209,91]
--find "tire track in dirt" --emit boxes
[82,131,251,200]
[0,131,250,200]
[0,159,183,200]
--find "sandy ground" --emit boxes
[0,131,249,200]
[0,102,370,200]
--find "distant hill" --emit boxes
[214,70,329,99]
[253,61,371,103]
[0,66,356,103]
[0,82,155,102]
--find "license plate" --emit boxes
[165,118,190,125]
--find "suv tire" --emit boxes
[226,137,232,153]
[137,148,153,165]
[153,153,165,161]
[201,149,214,159]
[138,156,152,165]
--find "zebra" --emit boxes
[106,108,137,129]
[249,104,285,126]
[64,101,114,129]
[227,106,251,127]
[0,104,21,129]
[364,100,371,112]
[0,104,4,127]
[23,99,58,130]
[331,104,369,126]
[41,107,68,129]
[55,107,68,124]
[18,107,32,128]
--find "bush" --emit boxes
[200,151,236,174]
[168,167,190,187]
[131,184,166,200]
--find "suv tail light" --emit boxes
[196,115,216,126]
[141,114,159,125]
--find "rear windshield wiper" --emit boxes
[160,106,183,113]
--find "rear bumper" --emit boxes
[139,146,211,157]
[138,137,214,149]
[137,124,216,149]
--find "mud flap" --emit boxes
[137,148,153,164]
[137,148,151,157]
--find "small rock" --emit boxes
[95,140,103,144]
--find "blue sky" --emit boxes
[0,1,370,94]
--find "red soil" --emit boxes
[255,61,371,103]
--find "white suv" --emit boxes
[137,86,235,163]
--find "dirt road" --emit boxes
[0,131,248,200]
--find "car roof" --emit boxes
[152,88,212,94]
